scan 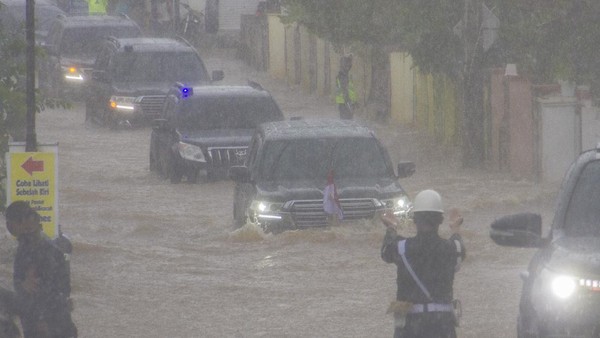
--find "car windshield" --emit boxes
[176,96,282,129]
[60,26,140,57]
[564,160,600,237]
[112,51,208,82]
[259,138,390,180]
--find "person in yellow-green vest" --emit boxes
[87,0,108,14]
[335,54,358,120]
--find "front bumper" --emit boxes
[247,198,409,231]
[531,282,600,336]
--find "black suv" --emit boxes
[149,83,284,183]
[228,118,416,233]
[40,14,142,98]
[0,0,65,41]
[490,145,600,337]
[85,36,224,128]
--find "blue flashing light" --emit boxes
[181,86,193,98]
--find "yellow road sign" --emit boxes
[6,143,59,238]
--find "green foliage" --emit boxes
[0,18,70,211]
[498,0,600,90]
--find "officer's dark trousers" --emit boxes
[338,104,353,120]
[393,312,456,338]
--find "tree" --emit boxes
[0,16,68,210]
[283,0,600,167]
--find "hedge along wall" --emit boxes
[390,52,460,145]
[267,15,458,146]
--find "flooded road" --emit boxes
[1,50,559,337]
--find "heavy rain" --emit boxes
[1,1,598,337]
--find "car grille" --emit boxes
[287,198,378,227]
[207,146,248,167]
[138,95,166,119]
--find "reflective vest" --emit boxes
[335,75,357,104]
[87,0,107,14]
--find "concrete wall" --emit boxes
[267,14,286,79]
[536,97,579,183]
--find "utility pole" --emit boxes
[25,0,37,152]
[461,0,484,167]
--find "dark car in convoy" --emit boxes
[0,0,65,41]
[149,83,284,183]
[228,118,416,233]
[40,14,142,97]
[490,144,600,338]
[85,36,224,128]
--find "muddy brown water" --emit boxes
[1,50,558,337]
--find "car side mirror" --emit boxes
[229,165,250,182]
[152,119,168,130]
[490,213,544,248]
[396,161,415,178]
[211,70,224,82]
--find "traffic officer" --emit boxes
[5,201,78,338]
[381,190,465,338]
[335,54,358,119]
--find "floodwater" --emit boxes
[0,50,559,337]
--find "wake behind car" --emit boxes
[40,14,142,98]
[490,144,600,337]
[228,118,416,233]
[149,83,284,183]
[85,36,224,128]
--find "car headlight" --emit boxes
[541,268,578,300]
[249,200,283,220]
[177,142,206,162]
[380,195,412,216]
[62,66,84,81]
[109,96,137,112]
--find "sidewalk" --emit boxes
[204,48,558,213]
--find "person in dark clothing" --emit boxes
[5,201,77,338]
[0,286,20,338]
[335,54,357,120]
[381,190,465,338]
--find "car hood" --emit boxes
[255,178,405,201]
[547,237,600,276]
[60,56,96,68]
[178,129,254,147]
[113,81,209,96]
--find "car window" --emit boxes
[111,51,208,82]
[60,25,140,57]
[176,96,282,129]
[564,160,600,237]
[259,137,390,180]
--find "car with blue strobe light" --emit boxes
[228,118,416,233]
[85,36,224,128]
[149,82,284,183]
[40,14,142,98]
[490,144,600,338]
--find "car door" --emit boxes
[87,45,113,117]
[234,133,262,224]
[156,96,179,175]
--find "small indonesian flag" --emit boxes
[323,169,343,220]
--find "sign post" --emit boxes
[6,142,59,238]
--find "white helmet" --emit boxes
[412,189,444,213]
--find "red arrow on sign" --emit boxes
[21,157,44,176]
